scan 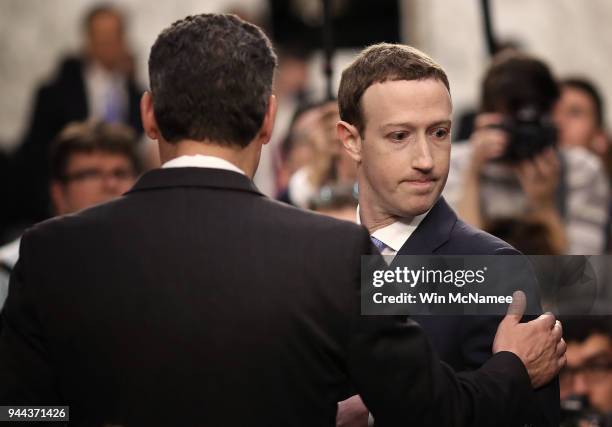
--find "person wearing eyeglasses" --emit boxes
[0,121,140,312]
[560,317,612,426]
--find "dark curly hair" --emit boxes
[148,14,277,147]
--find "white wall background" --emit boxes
[0,0,266,149]
[1,0,611,148]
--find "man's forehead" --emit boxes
[361,78,452,125]
[68,150,131,167]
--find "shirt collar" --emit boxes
[162,154,245,175]
[356,206,429,252]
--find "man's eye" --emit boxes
[390,131,408,141]
[432,128,449,139]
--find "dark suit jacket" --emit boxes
[1,168,538,426]
[398,197,559,426]
[9,56,143,225]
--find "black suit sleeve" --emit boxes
[346,230,535,427]
[494,246,560,426]
[0,232,61,404]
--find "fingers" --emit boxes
[470,114,508,163]
[503,290,526,324]
[474,113,505,129]
[556,337,567,358]
[533,149,559,180]
[552,319,563,340]
[558,353,567,370]
[533,312,556,330]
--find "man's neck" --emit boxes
[159,139,258,178]
[358,179,414,234]
[359,202,408,234]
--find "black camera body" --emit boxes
[489,107,558,163]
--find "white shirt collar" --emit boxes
[0,237,20,269]
[356,206,429,252]
[162,154,245,175]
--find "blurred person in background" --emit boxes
[285,101,356,208]
[555,78,608,157]
[9,3,143,228]
[254,44,313,197]
[444,52,609,255]
[554,78,612,252]
[0,121,140,314]
[560,317,612,426]
[486,217,563,256]
[309,182,357,222]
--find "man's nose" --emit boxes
[102,173,123,195]
[411,134,434,171]
[573,373,589,395]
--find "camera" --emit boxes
[489,106,558,163]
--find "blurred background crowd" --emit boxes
[0,0,610,425]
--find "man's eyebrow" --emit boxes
[582,351,612,365]
[381,120,452,130]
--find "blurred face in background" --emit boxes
[87,11,127,71]
[554,86,602,151]
[51,150,136,215]
[561,334,612,413]
[341,78,452,219]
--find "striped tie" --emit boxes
[370,236,387,253]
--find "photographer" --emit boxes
[560,317,612,427]
[444,52,609,254]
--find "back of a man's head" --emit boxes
[481,51,559,116]
[338,43,450,135]
[148,14,277,147]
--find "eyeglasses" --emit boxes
[62,168,136,184]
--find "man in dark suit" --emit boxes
[0,14,565,426]
[336,44,559,426]
[10,4,143,226]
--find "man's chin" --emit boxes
[395,192,439,217]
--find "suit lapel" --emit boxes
[396,197,457,255]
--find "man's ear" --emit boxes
[592,130,609,156]
[337,120,362,162]
[50,181,67,216]
[140,91,161,141]
[257,94,278,145]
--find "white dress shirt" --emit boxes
[162,154,245,175]
[84,61,128,122]
[356,206,429,257]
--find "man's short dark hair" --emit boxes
[148,14,277,147]
[561,77,605,128]
[50,121,140,181]
[561,316,612,343]
[481,51,559,116]
[338,43,450,135]
[83,3,125,34]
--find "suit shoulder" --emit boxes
[258,197,366,237]
[448,219,520,255]
[24,196,128,243]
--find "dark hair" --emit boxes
[485,217,560,255]
[148,14,277,147]
[83,3,125,34]
[50,121,140,181]
[338,43,450,135]
[561,77,605,128]
[561,316,612,343]
[481,51,559,116]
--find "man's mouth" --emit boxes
[402,177,437,190]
